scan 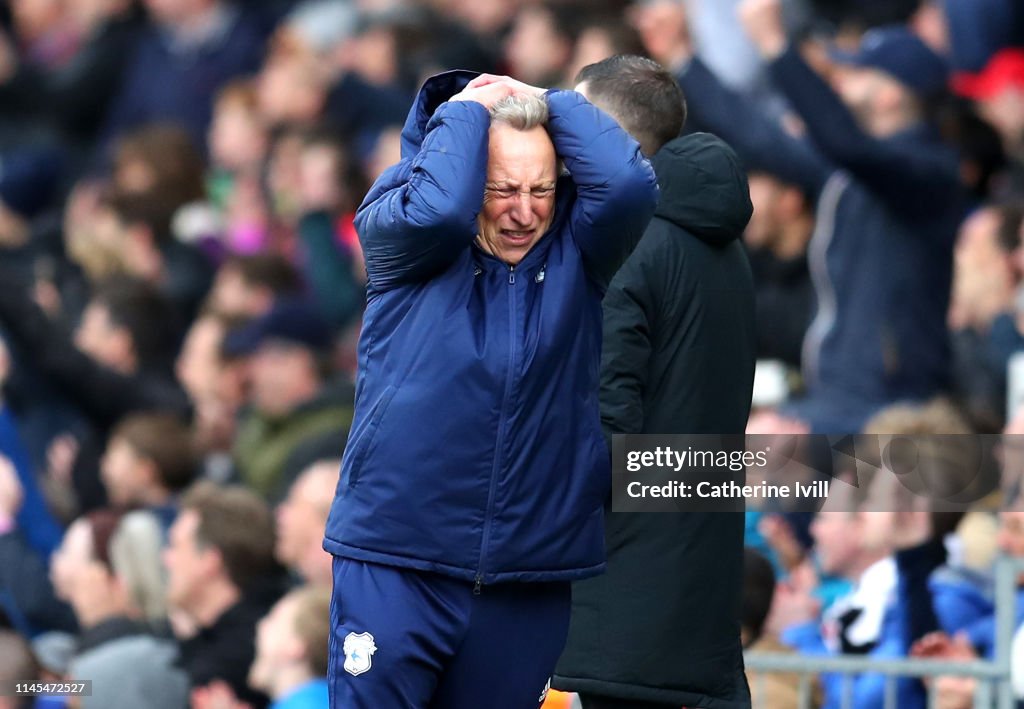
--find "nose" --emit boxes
[510,192,532,225]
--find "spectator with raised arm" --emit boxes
[653,0,964,434]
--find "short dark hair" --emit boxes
[112,413,198,493]
[105,189,175,245]
[742,547,776,646]
[224,253,303,297]
[181,482,277,592]
[113,123,206,210]
[534,1,586,45]
[576,14,645,59]
[91,276,181,371]
[575,54,686,156]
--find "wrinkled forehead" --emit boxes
[485,124,557,185]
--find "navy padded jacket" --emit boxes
[323,70,658,585]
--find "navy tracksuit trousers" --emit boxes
[328,557,572,708]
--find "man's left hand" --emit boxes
[466,74,546,98]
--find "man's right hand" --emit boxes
[449,81,517,110]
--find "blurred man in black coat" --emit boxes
[554,55,756,709]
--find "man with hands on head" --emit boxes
[322,70,657,708]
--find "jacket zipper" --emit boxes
[475,264,517,594]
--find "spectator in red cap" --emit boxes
[953,49,1024,186]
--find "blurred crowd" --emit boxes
[0,0,1022,707]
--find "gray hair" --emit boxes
[489,94,549,130]
[109,511,168,622]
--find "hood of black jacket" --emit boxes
[651,132,753,246]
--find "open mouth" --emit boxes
[500,229,535,245]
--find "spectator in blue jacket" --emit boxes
[780,481,920,709]
[659,0,965,434]
[911,507,1024,708]
[248,586,331,709]
[323,70,657,707]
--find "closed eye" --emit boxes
[485,185,556,199]
[486,187,518,199]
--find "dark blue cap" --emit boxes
[223,299,334,356]
[0,147,62,218]
[829,26,950,97]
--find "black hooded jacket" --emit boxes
[554,133,757,707]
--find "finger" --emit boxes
[910,637,937,656]
[466,73,507,89]
[952,631,973,650]
[480,83,515,106]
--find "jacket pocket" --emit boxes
[346,384,398,488]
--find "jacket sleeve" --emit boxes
[355,100,491,292]
[678,58,830,200]
[545,90,659,291]
[599,235,664,440]
[768,46,961,216]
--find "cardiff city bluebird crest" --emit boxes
[343,631,378,676]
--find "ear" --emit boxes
[136,457,162,491]
[200,544,228,581]
[282,634,307,664]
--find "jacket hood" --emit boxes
[400,69,480,158]
[651,132,753,246]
